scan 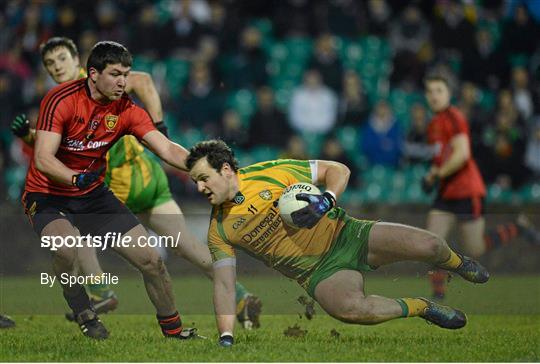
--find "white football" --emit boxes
[278,182,321,228]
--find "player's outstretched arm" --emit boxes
[126,71,163,124]
[34,130,79,185]
[314,160,351,199]
[213,260,236,346]
[141,130,189,171]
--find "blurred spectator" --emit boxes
[219,109,248,148]
[0,71,23,131]
[16,3,51,67]
[457,82,489,154]
[525,118,540,179]
[95,0,128,45]
[162,0,205,57]
[403,103,432,165]
[500,4,539,58]
[78,29,98,68]
[360,100,403,167]
[202,2,240,52]
[365,0,392,37]
[289,69,338,135]
[129,4,163,58]
[511,66,534,122]
[195,35,221,84]
[307,33,343,92]
[272,0,317,38]
[479,110,530,189]
[53,5,81,43]
[319,135,359,187]
[246,86,292,149]
[461,28,508,91]
[431,1,475,58]
[338,70,369,126]
[320,0,366,37]
[222,26,268,89]
[389,5,430,88]
[177,61,222,132]
[280,134,309,160]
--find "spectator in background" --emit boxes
[53,5,81,43]
[162,0,205,57]
[480,111,529,189]
[307,33,343,92]
[338,70,370,126]
[457,82,489,155]
[219,109,248,148]
[289,69,338,135]
[95,1,128,46]
[247,86,291,149]
[389,5,430,88]
[431,1,475,59]
[461,28,508,91]
[77,29,98,67]
[365,0,392,37]
[280,134,309,160]
[272,0,317,38]
[202,2,240,52]
[403,103,432,165]
[223,26,267,89]
[195,35,221,85]
[321,0,366,38]
[511,66,534,122]
[525,118,540,179]
[319,135,359,187]
[360,100,402,167]
[177,61,222,133]
[129,3,163,58]
[500,4,539,58]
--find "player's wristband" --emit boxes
[323,191,337,208]
[155,121,169,138]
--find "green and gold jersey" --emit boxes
[208,159,347,289]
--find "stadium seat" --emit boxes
[226,89,257,124]
[164,58,189,98]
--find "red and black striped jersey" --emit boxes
[427,105,486,199]
[25,78,156,196]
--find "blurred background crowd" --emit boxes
[1,0,539,205]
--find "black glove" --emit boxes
[218,333,234,347]
[11,114,30,138]
[421,174,439,194]
[155,121,169,138]
[72,166,105,190]
[291,192,336,229]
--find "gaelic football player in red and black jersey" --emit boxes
[423,75,487,299]
[22,41,196,340]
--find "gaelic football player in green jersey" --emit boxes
[186,140,489,347]
[10,37,260,328]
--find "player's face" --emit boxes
[42,47,80,84]
[90,63,130,101]
[425,81,451,112]
[189,158,235,205]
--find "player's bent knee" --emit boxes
[53,247,78,269]
[138,254,166,277]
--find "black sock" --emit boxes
[63,285,92,315]
[157,311,183,337]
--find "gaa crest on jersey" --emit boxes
[105,114,118,131]
[232,192,245,205]
[259,190,273,201]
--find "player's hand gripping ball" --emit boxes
[279,183,335,229]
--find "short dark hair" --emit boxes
[186,140,239,172]
[86,41,132,73]
[423,74,450,89]
[40,37,79,61]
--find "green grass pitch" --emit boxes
[1,274,538,361]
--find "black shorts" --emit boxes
[23,184,140,237]
[432,195,485,221]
